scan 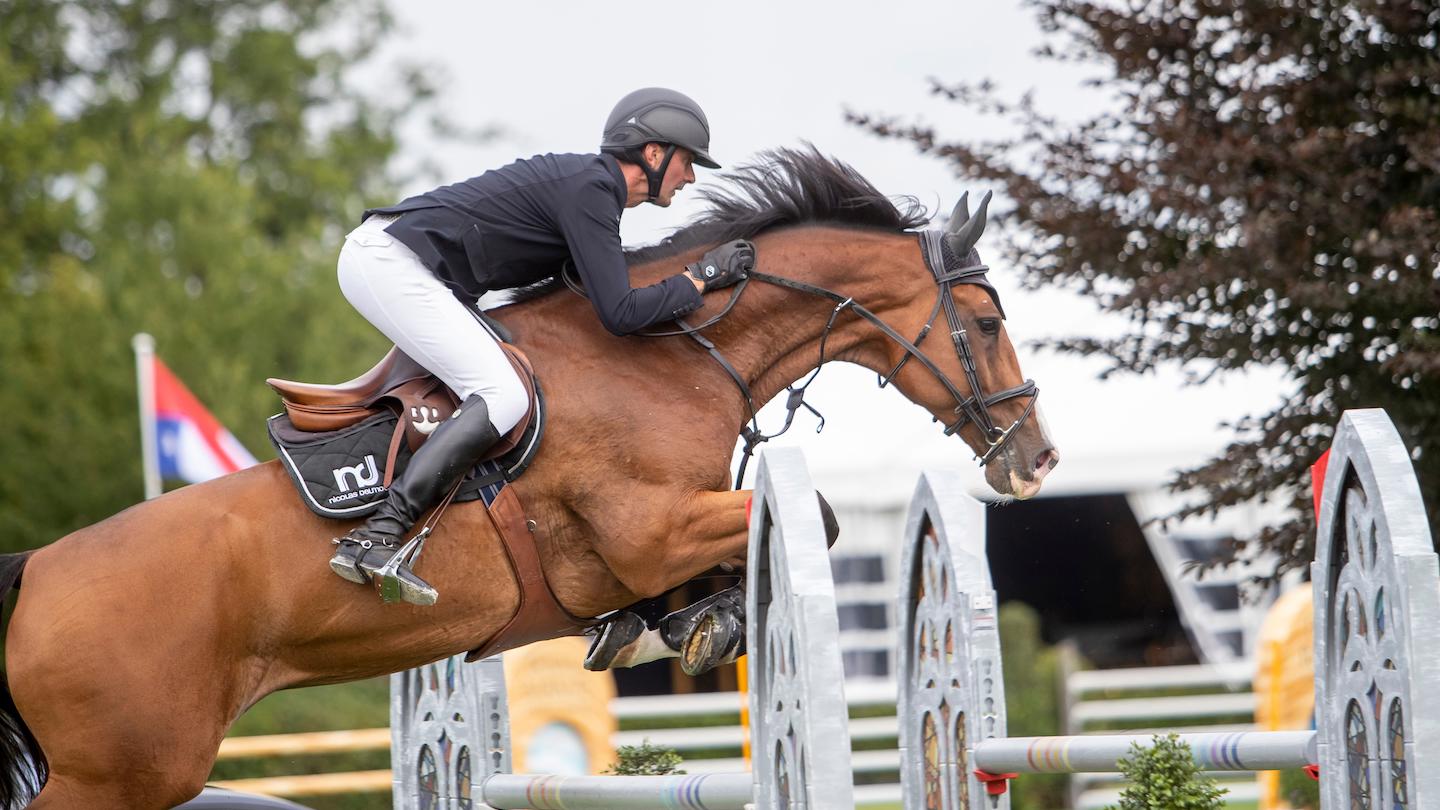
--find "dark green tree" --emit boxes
[0,0,450,553]
[999,602,1067,809]
[852,0,1440,574]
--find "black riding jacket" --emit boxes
[364,152,702,335]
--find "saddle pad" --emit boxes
[267,412,497,519]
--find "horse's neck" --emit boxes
[505,225,909,436]
[696,228,906,409]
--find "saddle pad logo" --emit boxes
[333,454,380,493]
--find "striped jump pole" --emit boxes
[899,408,1440,808]
[480,773,753,809]
[972,730,1317,774]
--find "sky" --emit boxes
[363,1,1292,502]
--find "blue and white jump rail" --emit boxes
[389,408,1439,809]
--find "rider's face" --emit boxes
[651,146,696,207]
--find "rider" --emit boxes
[328,87,753,605]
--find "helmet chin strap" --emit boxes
[643,144,677,203]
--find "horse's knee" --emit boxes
[816,491,839,548]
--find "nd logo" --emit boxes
[333,455,380,493]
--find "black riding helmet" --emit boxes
[600,87,718,203]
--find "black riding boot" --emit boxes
[329,394,501,605]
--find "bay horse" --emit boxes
[0,147,1057,808]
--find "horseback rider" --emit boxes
[329,87,754,606]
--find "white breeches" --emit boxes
[337,215,529,435]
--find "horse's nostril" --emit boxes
[1035,449,1058,471]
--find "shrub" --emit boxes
[1105,734,1226,810]
[603,740,686,776]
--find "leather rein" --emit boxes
[563,230,1039,488]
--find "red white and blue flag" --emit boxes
[134,333,258,496]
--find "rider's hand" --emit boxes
[686,240,755,293]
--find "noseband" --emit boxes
[562,230,1040,485]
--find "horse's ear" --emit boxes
[946,190,992,256]
[945,192,970,233]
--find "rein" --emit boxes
[563,231,1039,488]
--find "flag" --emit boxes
[133,333,258,496]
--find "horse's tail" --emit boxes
[0,551,47,807]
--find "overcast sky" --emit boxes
[364,2,1291,500]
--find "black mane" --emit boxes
[508,146,929,303]
[627,145,930,262]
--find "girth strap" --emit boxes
[464,486,594,662]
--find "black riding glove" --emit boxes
[686,240,755,293]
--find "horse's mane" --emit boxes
[508,145,930,304]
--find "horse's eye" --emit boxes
[978,318,1001,336]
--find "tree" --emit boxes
[0,1,445,553]
[851,0,1440,574]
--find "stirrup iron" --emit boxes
[375,528,436,605]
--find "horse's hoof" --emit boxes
[584,611,648,671]
[679,610,745,677]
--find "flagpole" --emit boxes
[132,332,162,500]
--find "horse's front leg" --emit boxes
[667,487,841,573]
[664,488,756,582]
[585,488,839,673]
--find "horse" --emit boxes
[0,147,1057,808]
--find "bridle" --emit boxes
[562,230,1040,487]
[894,230,1039,461]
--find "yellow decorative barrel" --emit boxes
[503,637,617,775]
[1254,583,1314,809]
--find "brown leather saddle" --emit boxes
[267,343,593,659]
[267,343,538,481]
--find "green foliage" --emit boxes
[1278,764,1321,809]
[998,602,1067,810]
[852,1,1440,574]
[212,678,392,810]
[0,0,452,553]
[603,740,687,776]
[1105,734,1226,810]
